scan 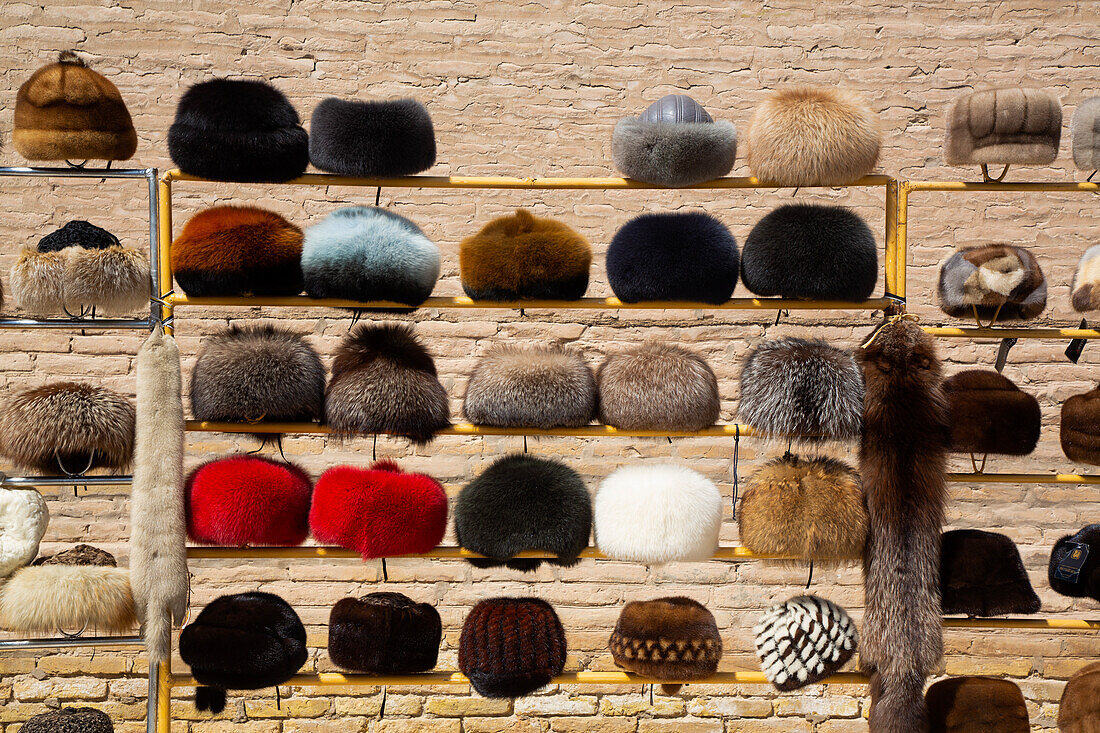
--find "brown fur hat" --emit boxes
[939,529,1040,617]
[1059,661,1100,733]
[1061,386,1100,466]
[609,597,721,689]
[1072,97,1100,173]
[925,677,1029,733]
[945,88,1061,168]
[939,244,1046,322]
[943,370,1041,456]
[596,343,720,431]
[458,597,567,698]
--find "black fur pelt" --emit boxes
[309,97,436,177]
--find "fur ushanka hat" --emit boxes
[606,212,738,304]
[597,343,720,431]
[1072,97,1100,172]
[939,529,1040,617]
[22,707,114,733]
[14,51,136,162]
[168,78,309,183]
[459,209,592,301]
[178,592,308,713]
[458,597,567,698]
[1048,525,1100,603]
[454,455,591,571]
[0,487,48,578]
[939,245,1047,323]
[1071,244,1100,313]
[329,592,441,674]
[1062,387,1100,465]
[740,204,878,302]
[925,677,1030,733]
[609,597,722,689]
[611,94,737,187]
[754,595,858,692]
[946,88,1062,169]
[943,370,1041,456]
[1059,661,1100,733]
[464,345,597,429]
[309,97,436,177]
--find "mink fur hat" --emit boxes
[22,707,114,733]
[0,382,134,474]
[329,592,441,674]
[14,51,136,162]
[1059,661,1100,733]
[754,595,857,691]
[740,204,878,302]
[168,78,309,183]
[309,461,448,558]
[1072,97,1100,172]
[454,454,591,571]
[458,597,566,698]
[301,207,440,306]
[746,86,881,187]
[940,529,1040,616]
[944,370,1041,456]
[1062,387,1100,466]
[171,206,304,298]
[939,245,1047,322]
[606,212,738,304]
[609,597,722,688]
[459,209,592,301]
[325,323,450,443]
[190,325,326,425]
[925,677,1030,733]
[597,343,720,431]
[594,464,721,563]
[0,487,48,578]
[309,97,436,177]
[611,94,737,187]
[1049,525,1100,603]
[178,592,308,713]
[738,338,864,441]
[738,454,868,562]
[946,88,1062,168]
[1072,244,1100,313]
[464,345,597,429]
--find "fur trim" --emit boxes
[10,243,148,316]
[612,116,737,186]
[754,595,857,691]
[329,592,441,674]
[309,97,436,177]
[464,345,597,428]
[939,529,1040,616]
[1072,97,1100,172]
[610,597,721,683]
[946,88,1062,167]
[1059,661,1100,733]
[458,597,566,699]
[22,708,114,733]
[943,370,1040,456]
[10,247,66,315]
[938,245,1046,322]
[925,677,1029,733]
[38,220,119,252]
[0,488,48,578]
[0,563,136,633]
[1048,525,1100,603]
[1072,244,1100,312]
[597,343,720,431]
[1062,387,1100,466]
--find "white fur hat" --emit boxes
[0,488,48,578]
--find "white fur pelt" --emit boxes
[0,488,48,578]
[0,564,137,633]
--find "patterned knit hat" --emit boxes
[458,597,567,698]
[609,597,721,690]
[753,595,857,691]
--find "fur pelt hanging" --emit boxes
[309,97,437,177]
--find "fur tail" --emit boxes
[195,686,226,714]
[869,671,929,733]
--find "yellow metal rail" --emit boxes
[184,420,757,437]
[924,326,1100,340]
[947,473,1100,485]
[185,545,773,560]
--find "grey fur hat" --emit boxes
[1072,97,1100,172]
[938,244,1046,322]
[597,343,720,431]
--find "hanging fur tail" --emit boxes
[869,671,929,733]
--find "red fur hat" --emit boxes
[309,461,447,558]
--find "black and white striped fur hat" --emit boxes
[753,595,857,691]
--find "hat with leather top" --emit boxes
[309,97,436,177]
[1061,387,1100,466]
[1072,97,1100,172]
[946,88,1062,169]
[609,597,721,691]
[1048,524,1100,603]
[458,597,567,698]
[754,595,858,691]
[925,677,1029,733]
[938,244,1047,323]
[940,529,1040,617]
[944,370,1041,456]
[597,343,720,432]
[1059,661,1100,733]
[328,592,441,674]
[22,708,114,733]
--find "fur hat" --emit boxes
[168,78,309,183]
[328,592,441,674]
[594,464,721,563]
[946,88,1062,167]
[458,597,566,698]
[737,455,868,562]
[739,338,864,441]
[301,207,440,306]
[190,325,325,425]
[740,204,878,301]
[1049,525,1100,603]
[454,454,591,572]
[22,708,114,733]
[171,207,304,298]
[745,86,880,187]
[186,455,313,547]
[325,323,450,443]
[0,382,134,474]
[939,245,1047,322]
[178,592,308,713]
[944,370,1041,456]
[611,94,737,186]
[13,51,136,162]
[309,461,448,559]
[596,343,720,431]
[1062,387,1100,465]
[459,209,591,301]
[1072,97,1100,172]
[1072,244,1100,313]
[940,529,1040,616]
[925,677,1029,733]
[309,97,436,177]
[1059,661,1100,733]
[754,595,857,692]
[606,212,738,304]
[609,597,721,688]
[0,488,48,578]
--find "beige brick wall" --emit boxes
[1,0,1098,730]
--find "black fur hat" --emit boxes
[38,220,119,252]
[940,530,1040,616]
[178,591,307,713]
[168,79,309,183]
[1049,525,1100,603]
[458,597,567,698]
[309,97,436,177]
[328,592,441,674]
[943,370,1041,456]
[22,707,113,733]
[454,454,591,572]
[741,204,878,302]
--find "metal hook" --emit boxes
[774,309,788,326]
[980,164,1011,183]
[57,620,89,638]
[971,302,1005,329]
[523,435,528,454]
[375,187,382,207]
[970,452,988,474]
[805,560,814,589]
[1088,170,1097,183]
[379,686,388,718]
[732,424,740,520]
[54,449,96,479]
[373,434,378,462]
[348,311,363,332]
[381,557,388,582]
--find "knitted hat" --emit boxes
[171,206,304,298]
[740,204,878,302]
[178,592,308,713]
[168,78,309,183]
[946,88,1062,168]
[1049,525,1100,603]
[940,529,1040,616]
[1059,661,1100,733]
[925,677,1029,733]
[309,461,448,559]
[594,464,721,563]
[464,345,597,429]
[309,97,436,177]
[606,212,738,304]
[0,487,49,578]
[13,51,136,162]
[597,344,720,432]
[22,708,114,733]
[458,597,567,698]
[609,597,722,688]
[739,338,864,441]
[939,245,1047,322]
[754,595,858,691]
[944,371,1041,456]
[301,207,440,306]
[459,209,592,301]
[1061,387,1100,466]
[1072,244,1100,313]
[454,454,591,572]
[611,94,737,187]
[738,455,868,562]
[328,592,442,674]
[1072,97,1100,172]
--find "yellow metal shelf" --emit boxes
[924,326,1100,340]
[903,180,1099,193]
[942,618,1100,631]
[947,473,1100,484]
[185,545,773,560]
[185,421,757,437]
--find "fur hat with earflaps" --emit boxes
[1071,244,1100,313]
[946,88,1061,172]
[1061,387,1100,466]
[22,708,114,733]
[940,529,1040,617]
[329,592,441,674]
[610,597,721,692]
[1059,661,1100,733]
[754,595,857,691]
[597,343,720,431]
[309,97,436,177]
[944,370,1041,457]
[0,487,48,578]
[1049,525,1100,603]
[939,245,1047,323]
[925,677,1030,733]
[1072,97,1100,173]
[178,592,308,713]
[458,597,566,698]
